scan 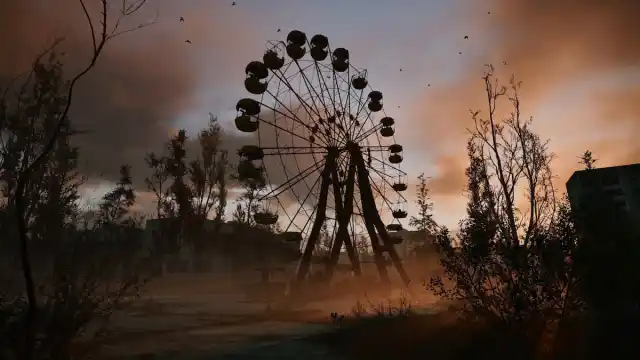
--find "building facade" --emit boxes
[566,163,640,232]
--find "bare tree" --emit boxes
[469,65,557,245]
[144,117,228,272]
[232,159,266,227]
[1,1,154,357]
[98,165,135,225]
[191,114,228,222]
[409,172,439,258]
[409,173,438,234]
[428,65,577,358]
[0,57,148,360]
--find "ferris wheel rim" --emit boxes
[237,30,411,241]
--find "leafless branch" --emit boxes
[12,1,154,358]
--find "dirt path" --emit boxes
[92,275,440,359]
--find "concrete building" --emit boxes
[566,163,640,231]
[393,229,437,259]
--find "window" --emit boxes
[601,171,620,186]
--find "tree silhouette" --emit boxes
[232,159,266,227]
[578,150,597,170]
[408,172,439,259]
[145,116,228,260]
[1,1,153,357]
[408,172,438,235]
[0,56,147,360]
[99,165,135,225]
[428,65,576,358]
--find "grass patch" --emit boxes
[310,297,594,360]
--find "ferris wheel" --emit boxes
[234,30,410,288]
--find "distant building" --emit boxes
[566,163,640,232]
[143,218,299,274]
[393,229,437,259]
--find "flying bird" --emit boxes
[428,84,431,87]
[232,1,236,5]
[464,35,468,39]
[399,68,402,72]
[185,40,192,44]
[277,28,281,32]
[502,60,509,65]
[180,17,184,22]
[458,51,462,55]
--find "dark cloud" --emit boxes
[0,0,261,189]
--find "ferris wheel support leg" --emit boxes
[363,217,390,286]
[340,161,362,276]
[326,161,362,282]
[293,151,336,288]
[353,152,411,288]
[351,163,390,285]
[372,218,411,288]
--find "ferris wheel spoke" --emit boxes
[266,63,308,130]
[262,90,311,127]
[354,122,384,144]
[266,86,333,146]
[332,63,352,146]
[312,62,339,121]
[327,47,349,142]
[368,154,407,176]
[298,204,318,235]
[293,61,328,124]
[283,173,322,233]
[261,146,328,156]
[257,101,330,146]
[254,113,321,146]
[311,63,335,107]
[264,146,316,226]
[367,169,408,203]
[273,69,322,121]
[296,150,336,282]
[358,145,388,150]
[346,89,366,139]
[367,177,395,212]
[258,158,325,201]
[312,58,350,145]
[352,108,377,141]
[307,65,350,148]
[343,65,351,129]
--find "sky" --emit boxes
[1,0,639,230]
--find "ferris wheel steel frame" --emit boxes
[234,30,410,290]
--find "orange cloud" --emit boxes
[407,0,640,203]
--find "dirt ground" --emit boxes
[90,272,443,359]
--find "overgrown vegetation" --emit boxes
[422,66,639,359]
[322,66,639,360]
[0,53,148,359]
[2,2,638,358]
